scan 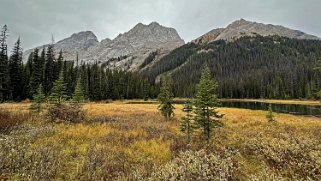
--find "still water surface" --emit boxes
[128,100,321,117]
[220,101,321,117]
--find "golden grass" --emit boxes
[1,101,321,180]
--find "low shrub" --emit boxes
[150,149,241,180]
[0,110,30,133]
[47,103,85,123]
[247,136,321,179]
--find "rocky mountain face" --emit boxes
[24,22,184,71]
[23,31,99,61]
[193,19,321,44]
[87,22,184,71]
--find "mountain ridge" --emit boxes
[193,19,320,44]
[23,22,184,71]
[23,19,320,71]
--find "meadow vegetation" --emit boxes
[0,102,321,180]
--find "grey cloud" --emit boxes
[1,0,321,50]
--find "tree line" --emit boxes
[0,25,157,102]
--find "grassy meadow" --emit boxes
[0,101,321,180]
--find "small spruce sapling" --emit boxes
[72,78,85,103]
[48,71,68,104]
[180,100,194,145]
[266,104,275,122]
[30,84,46,113]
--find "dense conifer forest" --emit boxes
[0,25,157,102]
[143,36,321,99]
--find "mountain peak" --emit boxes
[132,21,163,30]
[148,21,160,27]
[226,18,253,29]
[70,31,96,38]
[193,19,320,44]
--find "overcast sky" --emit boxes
[1,0,321,50]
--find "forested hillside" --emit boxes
[143,36,321,99]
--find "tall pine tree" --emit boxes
[0,25,8,102]
[29,48,43,97]
[158,76,174,119]
[194,65,224,142]
[44,44,55,95]
[55,49,63,80]
[9,37,23,101]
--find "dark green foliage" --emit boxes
[158,76,174,119]
[72,78,85,103]
[140,50,157,69]
[29,48,42,97]
[266,104,275,122]
[30,84,46,113]
[22,52,33,99]
[63,60,76,97]
[142,43,198,82]
[194,65,223,141]
[314,59,321,102]
[89,63,101,101]
[0,25,9,102]
[39,48,45,84]
[48,71,68,103]
[8,37,23,101]
[145,36,321,99]
[180,100,194,144]
[317,91,321,102]
[44,44,55,95]
[55,50,63,80]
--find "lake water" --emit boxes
[128,100,321,117]
[220,101,321,117]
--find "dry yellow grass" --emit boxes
[1,101,321,180]
[0,102,30,113]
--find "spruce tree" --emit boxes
[90,63,101,101]
[143,79,149,101]
[22,52,33,99]
[48,71,68,103]
[194,65,224,142]
[0,25,8,102]
[30,84,46,113]
[180,100,194,144]
[8,37,23,101]
[158,76,174,119]
[72,78,85,103]
[314,59,321,102]
[317,91,321,102]
[29,48,42,97]
[39,48,45,86]
[55,49,63,80]
[44,44,55,95]
[80,63,88,98]
[266,104,275,122]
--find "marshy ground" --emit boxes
[0,101,321,180]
